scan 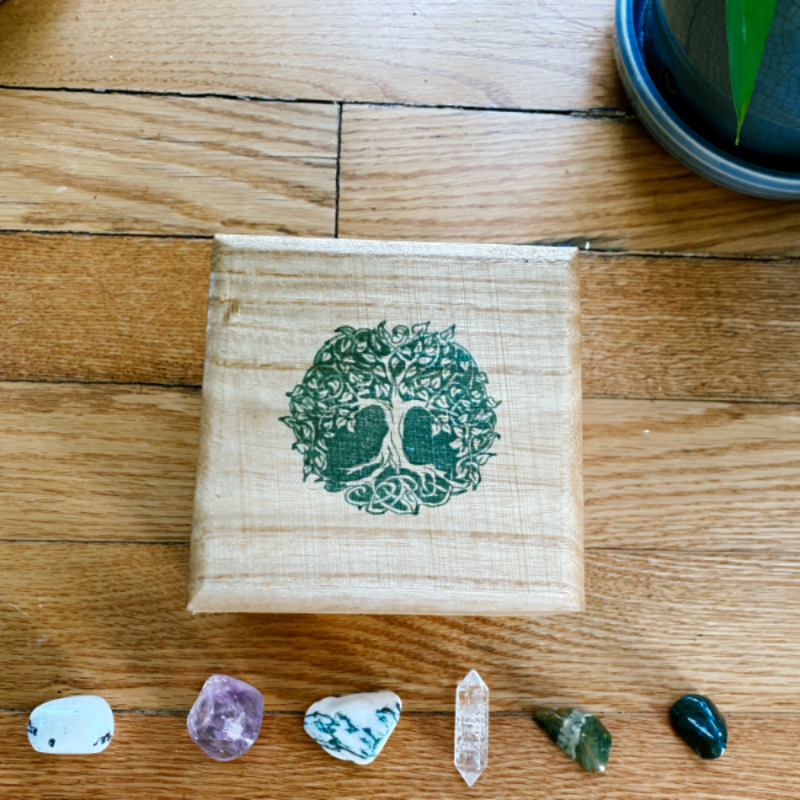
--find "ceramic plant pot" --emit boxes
[615,0,800,198]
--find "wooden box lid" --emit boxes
[187,236,583,615]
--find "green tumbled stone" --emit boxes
[535,708,612,773]
[670,694,727,759]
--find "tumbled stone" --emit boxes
[670,694,727,759]
[535,708,611,773]
[187,674,264,761]
[304,690,402,765]
[28,695,114,755]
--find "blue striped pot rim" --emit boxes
[615,0,800,199]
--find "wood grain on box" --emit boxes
[188,236,582,614]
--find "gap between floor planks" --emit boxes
[0,82,632,118]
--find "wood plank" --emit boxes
[584,399,800,550]
[5,235,800,402]
[3,384,798,549]
[580,252,800,401]
[0,542,798,711]
[0,91,337,235]
[0,0,623,111]
[190,237,582,616]
[0,233,210,384]
[338,106,800,257]
[0,713,792,799]
[0,384,199,542]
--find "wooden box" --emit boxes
[187,236,583,615]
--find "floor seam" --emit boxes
[334,102,343,238]
[1,230,797,264]
[0,84,632,118]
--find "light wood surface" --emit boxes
[0,714,792,800]
[1,542,799,712]
[189,237,582,614]
[3,383,798,550]
[1,0,798,795]
[5,234,800,402]
[0,0,623,110]
[0,90,337,235]
[339,106,800,256]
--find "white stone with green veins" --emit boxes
[303,690,402,765]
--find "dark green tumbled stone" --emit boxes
[670,694,727,759]
[535,708,612,773]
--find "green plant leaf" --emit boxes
[726,0,779,145]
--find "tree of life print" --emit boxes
[280,322,500,515]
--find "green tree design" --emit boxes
[280,322,500,515]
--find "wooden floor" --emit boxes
[1,1,798,797]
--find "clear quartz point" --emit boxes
[454,669,489,787]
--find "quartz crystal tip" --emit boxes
[455,670,489,787]
[670,694,727,759]
[535,708,611,774]
[187,674,264,762]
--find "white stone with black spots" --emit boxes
[28,695,114,754]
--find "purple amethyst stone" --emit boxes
[187,675,264,761]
